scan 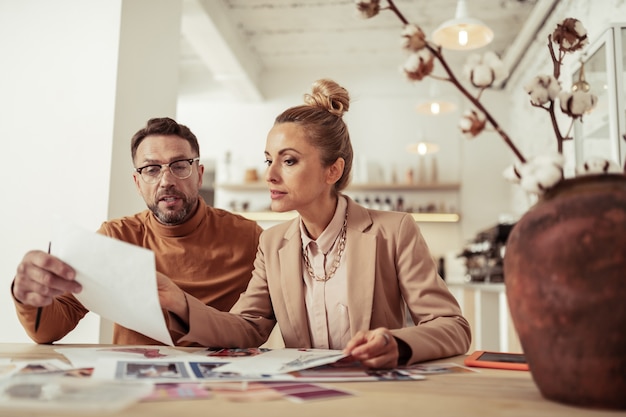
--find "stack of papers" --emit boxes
[0,345,479,410]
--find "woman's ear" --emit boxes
[326,157,345,185]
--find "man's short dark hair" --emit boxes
[131,117,200,162]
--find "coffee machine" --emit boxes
[458,223,515,283]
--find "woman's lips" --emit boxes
[269,189,286,200]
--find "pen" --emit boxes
[34,307,42,332]
[34,241,51,332]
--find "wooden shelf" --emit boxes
[235,211,460,223]
[216,182,460,192]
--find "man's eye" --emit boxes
[171,163,188,174]
[143,166,161,176]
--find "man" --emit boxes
[11,117,263,346]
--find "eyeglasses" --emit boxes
[135,158,200,184]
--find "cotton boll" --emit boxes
[571,91,597,115]
[517,153,564,194]
[401,24,426,51]
[502,164,522,184]
[524,75,561,105]
[463,53,482,80]
[458,109,486,138]
[470,65,494,88]
[402,49,434,81]
[559,90,597,117]
[465,53,482,67]
[576,157,622,175]
[458,114,473,130]
[483,51,508,82]
[533,152,565,168]
[519,163,563,194]
[491,61,508,84]
[482,51,500,66]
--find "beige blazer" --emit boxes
[181,196,471,364]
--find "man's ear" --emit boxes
[327,157,345,185]
[132,172,143,195]
[196,163,205,188]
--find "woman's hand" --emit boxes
[343,327,399,369]
[156,272,188,321]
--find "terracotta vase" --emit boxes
[503,174,626,410]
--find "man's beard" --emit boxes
[149,192,197,225]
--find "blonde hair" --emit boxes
[274,79,353,193]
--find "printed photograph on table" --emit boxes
[264,382,354,403]
[288,363,424,381]
[116,361,190,380]
[189,362,265,380]
[9,360,72,377]
[206,381,284,402]
[143,382,212,402]
[201,348,271,357]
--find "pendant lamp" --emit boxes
[416,81,457,115]
[406,142,440,156]
[432,0,494,50]
[406,141,440,184]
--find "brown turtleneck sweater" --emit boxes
[13,198,262,346]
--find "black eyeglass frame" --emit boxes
[135,157,200,183]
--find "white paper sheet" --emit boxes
[52,222,174,346]
[55,346,191,369]
[212,348,348,376]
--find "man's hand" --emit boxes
[343,327,399,369]
[156,272,188,320]
[12,250,81,306]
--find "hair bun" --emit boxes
[303,79,350,117]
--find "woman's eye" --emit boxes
[284,158,296,166]
[263,159,272,166]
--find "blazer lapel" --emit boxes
[277,220,312,346]
[344,197,377,335]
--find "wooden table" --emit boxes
[1,343,624,417]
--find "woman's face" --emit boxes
[264,122,341,215]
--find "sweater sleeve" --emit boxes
[10,223,112,344]
[12,282,89,344]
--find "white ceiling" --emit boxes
[180,0,560,100]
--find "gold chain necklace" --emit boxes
[302,213,348,282]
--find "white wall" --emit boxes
[0,0,182,343]
[0,0,122,344]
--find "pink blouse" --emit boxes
[299,196,350,349]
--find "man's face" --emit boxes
[132,134,204,225]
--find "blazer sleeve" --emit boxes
[391,214,472,364]
[176,240,277,347]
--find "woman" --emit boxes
[160,79,471,368]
